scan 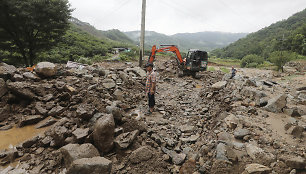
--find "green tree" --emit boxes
[269,51,297,72]
[0,0,72,66]
[240,54,264,68]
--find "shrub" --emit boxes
[269,51,297,72]
[241,54,264,68]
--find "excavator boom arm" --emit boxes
[148,45,184,64]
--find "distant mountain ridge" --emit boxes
[125,30,248,52]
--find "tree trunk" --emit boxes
[29,48,35,66]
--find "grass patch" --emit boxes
[208,66,216,71]
[209,58,241,67]
[220,67,230,73]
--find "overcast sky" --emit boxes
[68,0,306,35]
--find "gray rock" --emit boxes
[22,72,39,80]
[161,147,186,165]
[93,114,115,154]
[279,155,306,169]
[90,113,104,124]
[72,128,89,141]
[125,67,146,78]
[67,157,112,174]
[35,102,48,116]
[245,163,272,174]
[35,117,56,128]
[102,79,116,89]
[212,81,227,90]
[179,125,194,133]
[114,130,139,149]
[287,126,304,138]
[264,94,287,113]
[22,136,39,148]
[284,107,301,117]
[234,128,250,139]
[6,82,35,100]
[76,104,95,120]
[12,74,23,81]
[129,146,153,164]
[35,62,57,77]
[48,105,65,116]
[60,143,100,167]
[180,134,200,143]
[216,143,228,161]
[0,78,7,98]
[18,115,44,127]
[0,62,16,79]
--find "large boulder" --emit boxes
[66,157,112,174]
[212,81,227,90]
[125,67,146,78]
[279,155,306,169]
[18,115,44,127]
[0,62,16,79]
[93,114,115,154]
[264,94,287,113]
[60,143,100,167]
[114,130,139,149]
[35,62,57,77]
[6,81,36,100]
[0,78,7,98]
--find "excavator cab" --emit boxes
[185,49,208,72]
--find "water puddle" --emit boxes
[0,123,50,151]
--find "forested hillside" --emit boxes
[211,8,306,59]
[70,18,134,44]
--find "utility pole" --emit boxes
[139,0,146,67]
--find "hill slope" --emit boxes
[70,17,134,44]
[125,31,247,52]
[211,8,306,59]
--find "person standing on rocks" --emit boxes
[145,63,156,115]
[230,66,237,79]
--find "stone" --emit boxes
[0,149,18,166]
[35,117,56,129]
[279,155,305,169]
[22,72,39,80]
[76,104,95,120]
[0,78,7,98]
[129,146,153,164]
[245,163,272,174]
[114,130,139,149]
[284,108,301,117]
[102,79,116,89]
[0,62,16,79]
[264,94,287,113]
[12,74,23,81]
[22,136,39,148]
[48,105,65,116]
[35,102,48,116]
[112,107,122,122]
[212,81,227,90]
[224,114,239,129]
[93,114,115,154]
[60,143,100,167]
[50,125,68,147]
[162,147,186,165]
[6,82,35,100]
[245,144,264,159]
[234,128,250,139]
[125,67,146,78]
[72,128,89,141]
[18,115,44,127]
[66,157,112,174]
[179,125,194,133]
[216,143,228,161]
[35,62,57,77]
[287,126,304,138]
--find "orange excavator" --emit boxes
[148,45,208,77]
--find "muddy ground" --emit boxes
[0,57,305,174]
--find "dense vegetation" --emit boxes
[1,17,138,66]
[211,8,306,60]
[0,0,72,66]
